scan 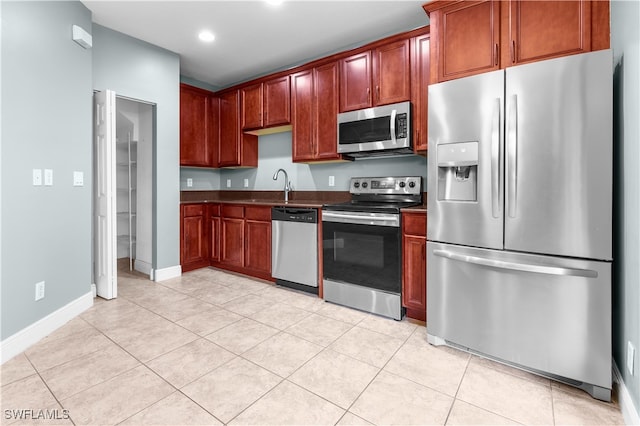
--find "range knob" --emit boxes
[362,182,368,188]
[399,181,406,188]
[354,182,360,188]
[408,181,416,188]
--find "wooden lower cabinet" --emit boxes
[180,204,209,272]
[244,206,272,278]
[221,205,245,268]
[402,211,427,321]
[209,205,221,263]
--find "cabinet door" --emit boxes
[241,83,263,130]
[219,91,241,166]
[403,235,426,321]
[373,39,411,106]
[314,61,341,160]
[181,204,207,271]
[264,76,290,127]
[291,69,315,162]
[245,220,271,275]
[340,51,372,112]
[505,0,592,66]
[180,85,211,166]
[210,214,220,263]
[411,33,430,152]
[221,217,244,267]
[433,0,500,82]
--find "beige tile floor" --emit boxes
[0,266,626,425]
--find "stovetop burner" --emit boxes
[323,176,423,214]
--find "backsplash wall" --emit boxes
[180,132,428,191]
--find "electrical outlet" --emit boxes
[628,341,635,375]
[33,169,42,186]
[226,179,231,188]
[186,178,193,188]
[44,169,53,186]
[244,178,249,188]
[35,281,45,301]
[329,176,335,187]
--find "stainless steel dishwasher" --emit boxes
[271,207,318,294]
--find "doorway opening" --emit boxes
[93,90,155,299]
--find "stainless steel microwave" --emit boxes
[337,101,412,158]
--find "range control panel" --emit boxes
[350,176,422,195]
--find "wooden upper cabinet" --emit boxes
[340,51,372,112]
[373,39,411,107]
[241,83,263,130]
[424,0,610,83]
[292,62,341,162]
[411,33,430,153]
[502,0,593,66]
[218,90,258,168]
[180,84,216,167]
[241,76,291,132]
[430,0,500,83]
[340,40,410,112]
[264,76,291,127]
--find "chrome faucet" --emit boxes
[272,168,292,202]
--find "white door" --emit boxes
[94,90,117,299]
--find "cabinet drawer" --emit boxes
[245,206,271,221]
[222,205,244,218]
[183,204,205,217]
[209,204,221,217]
[403,212,426,236]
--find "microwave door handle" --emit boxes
[390,109,397,144]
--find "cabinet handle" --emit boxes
[367,87,371,104]
[511,40,515,64]
[376,85,380,102]
[494,43,498,66]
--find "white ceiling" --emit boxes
[82,1,430,90]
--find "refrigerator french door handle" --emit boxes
[491,98,501,218]
[390,109,397,144]
[433,249,598,278]
[507,94,518,218]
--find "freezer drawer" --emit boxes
[426,241,611,400]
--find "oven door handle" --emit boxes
[322,211,399,227]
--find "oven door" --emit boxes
[322,211,401,294]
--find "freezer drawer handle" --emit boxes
[433,249,598,278]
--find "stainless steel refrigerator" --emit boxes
[426,49,613,401]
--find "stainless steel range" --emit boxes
[322,176,422,320]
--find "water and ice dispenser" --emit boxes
[437,141,478,201]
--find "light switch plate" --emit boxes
[44,169,53,186]
[329,176,335,187]
[244,178,249,188]
[226,179,231,188]
[73,171,84,186]
[33,169,42,186]
[35,281,45,301]
[186,178,193,188]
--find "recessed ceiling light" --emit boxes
[198,30,215,43]
[265,0,283,6]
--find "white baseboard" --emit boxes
[134,259,152,277]
[91,283,97,298]
[613,361,640,425]
[153,265,181,282]
[0,291,94,364]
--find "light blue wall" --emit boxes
[180,131,428,192]
[612,0,640,415]
[1,1,93,339]
[92,25,181,271]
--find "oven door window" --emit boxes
[323,221,400,293]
